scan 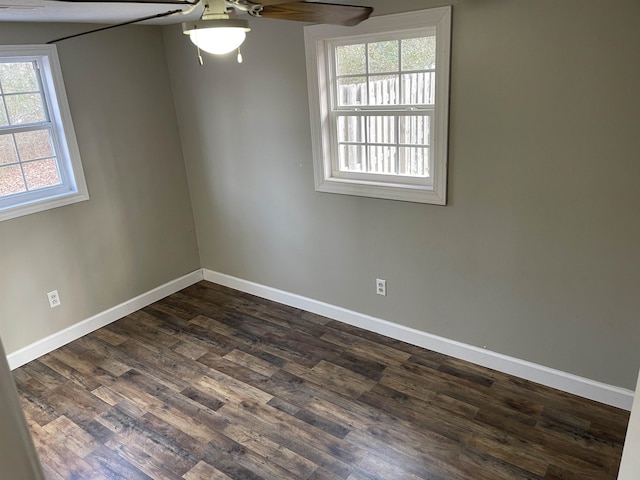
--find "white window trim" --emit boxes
[304,7,451,205]
[0,44,88,222]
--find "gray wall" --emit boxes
[0,338,44,480]
[0,23,200,354]
[164,0,640,390]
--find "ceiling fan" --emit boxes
[49,0,373,62]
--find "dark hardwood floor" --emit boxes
[13,281,629,479]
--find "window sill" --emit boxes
[315,175,446,204]
[0,190,89,222]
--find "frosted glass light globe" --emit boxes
[183,19,251,56]
[189,27,247,55]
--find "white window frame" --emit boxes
[304,7,451,205]
[0,44,88,222]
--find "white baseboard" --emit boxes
[7,270,204,370]
[7,267,633,410]
[203,269,634,411]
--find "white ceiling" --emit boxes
[0,0,372,29]
[0,0,203,25]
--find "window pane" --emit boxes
[0,134,17,165]
[401,72,435,105]
[368,145,397,174]
[337,116,366,143]
[5,93,46,125]
[368,40,398,74]
[15,129,54,161]
[336,44,366,75]
[0,62,39,94]
[337,77,367,106]
[0,98,7,126]
[369,75,399,105]
[399,115,430,146]
[401,36,436,71]
[22,159,61,191]
[307,7,450,203]
[0,164,26,196]
[338,144,366,172]
[367,116,396,145]
[399,147,430,177]
[0,48,89,220]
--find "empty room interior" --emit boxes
[1,0,639,478]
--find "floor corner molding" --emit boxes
[203,269,634,411]
[7,270,204,370]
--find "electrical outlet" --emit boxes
[47,290,61,308]
[376,278,386,296]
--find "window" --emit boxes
[0,45,87,222]
[304,7,451,204]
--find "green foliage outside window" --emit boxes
[336,36,436,83]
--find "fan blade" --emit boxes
[260,2,372,26]
[249,0,299,4]
[47,9,183,44]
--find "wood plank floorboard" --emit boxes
[13,281,629,479]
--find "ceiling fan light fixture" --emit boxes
[182,18,250,55]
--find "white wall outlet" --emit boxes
[47,290,61,308]
[376,278,387,296]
